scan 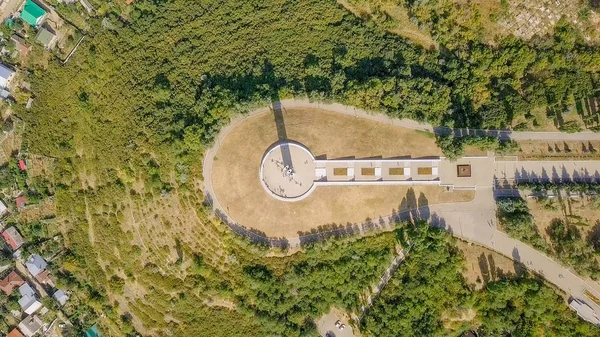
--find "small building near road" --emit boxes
[35,26,56,49]
[20,0,47,27]
[18,315,43,337]
[0,199,7,215]
[52,289,69,306]
[0,271,25,295]
[18,283,42,315]
[35,269,55,287]
[25,254,47,278]
[0,64,15,89]
[569,298,600,326]
[2,227,25,250]
[11,35,32,58]
[79,0,94,13]
[18,159,27,171]
[6,328,25,337]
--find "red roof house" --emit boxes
[6,328,25,337]
[0,271,25,295]
[18,160,26,171]
[15,196,28,210]
[2,226,25,250]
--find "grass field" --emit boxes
[211,108,474,238]
[517,140,600,160]
[527,196,600,242]
[340,0,600,48]
[457,240,525,290]
[337,0,438,50]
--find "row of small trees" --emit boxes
[436,134,520,160]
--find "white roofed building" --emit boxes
[18,315,43,337]
[569,298,600,326]
[0,64,14,89]
[52,289,69,306]
[18,283,42,315]
[25,254,47,278]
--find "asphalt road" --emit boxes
[427,185,600,316]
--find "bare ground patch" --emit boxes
[527,196,600,241]
[27,154,56,178]
[456,240,526,290]
[16,198,56,223]
[517,140,600,161]
[212,108,473,238]
[337,0,437,50]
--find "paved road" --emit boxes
[425,154,600,317]
[202,99,600,318]
[427,185,600,315]
[317,313,355,337]
[15,260,48,298]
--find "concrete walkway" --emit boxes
[202,98,600,318]
[427,185,600,317]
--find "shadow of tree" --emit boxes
[587,221,600,253]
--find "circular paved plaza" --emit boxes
[260,142,316,201]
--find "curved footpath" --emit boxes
[203,98,600,317]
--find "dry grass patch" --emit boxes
[119,185,229,277]
[212,108,473,238]
[334,168,348,176]
[361,167,375,175]
[517,140,600,160]
[512,107,586,132]
[16,198,56,224]
[527,196,600,241]
[417,167,432,175]
[0,130,21,165]
[389,167,404,175]
[337,0,437,50]
[584,289,600,305]
[456,240,525,290]
[27,154,55,178]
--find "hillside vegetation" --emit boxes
[13,0,600,335]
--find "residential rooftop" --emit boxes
[2,227,25,250]
[0,271,25,295]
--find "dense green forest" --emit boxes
[13,0,600,335]
[362,223,599,337]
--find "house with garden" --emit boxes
[25,254,47,278]
[18,283,42,315]
[6,328,25,337]
[20,0,46,28]
[2,227,25,251]
[0,271,24,295]
[18,315,43,337]
[35,26,56,49]
[0,64,14,89]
